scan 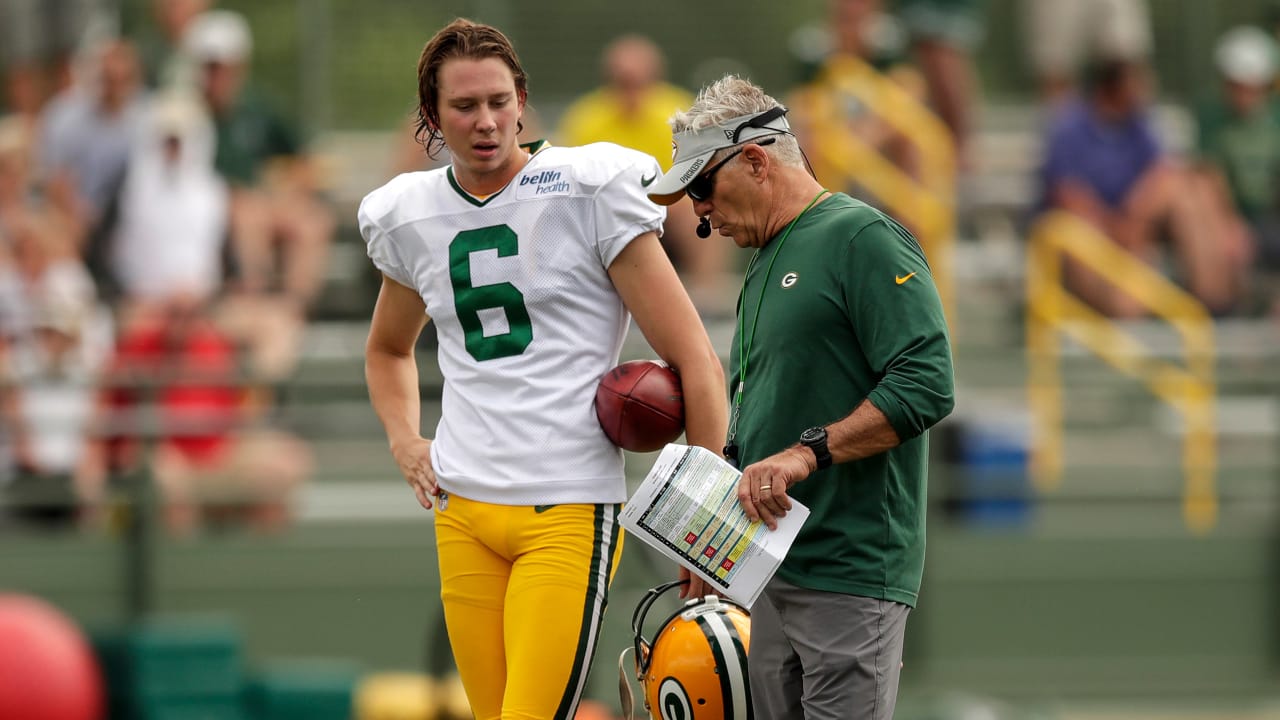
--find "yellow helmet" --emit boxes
[626,580,753,720]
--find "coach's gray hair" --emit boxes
[670,75,804,167]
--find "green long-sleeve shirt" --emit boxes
[728,193,954,606]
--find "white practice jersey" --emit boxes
[359,142,665,505]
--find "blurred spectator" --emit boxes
[135,0,212,90]
[185,9,333,379]
[0,190,85,345]
[893,0,984,165]
[788,0,928,194]
[37,38,147,270]
[186,10,332,304]
[1037,57,1250,317]
[80,295,311,535]
[790,0,915,79]
[559,35,693,181]
[0,0,106,121]
[0,114,35,227]
[0,119,35,480]
[1023,0,1152,104]
[110,90,228,316]
[558,35,732,314]
[1196,26,1280,281]
[0,206,106,528]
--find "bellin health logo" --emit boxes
[519,169,570,195]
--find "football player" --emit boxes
[359,18,728,720]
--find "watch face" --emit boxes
[801,427,825,443]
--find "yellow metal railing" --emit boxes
[789,54,955,325]
[1026,211,1217,533]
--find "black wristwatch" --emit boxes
[799,426,832,470]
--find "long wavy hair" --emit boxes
[414,18,528,158]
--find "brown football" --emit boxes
[595,359,685,452]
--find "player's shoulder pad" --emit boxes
[357,168,447,229]
[537,142,660,191]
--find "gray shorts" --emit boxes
[749,577,911,720]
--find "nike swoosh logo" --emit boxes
[534,504,557,514]
[640,171,657,187]
[895,272,916,285]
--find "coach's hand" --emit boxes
[391,436,439,510]
[737,447,808,530]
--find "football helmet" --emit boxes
[621,580,753,720]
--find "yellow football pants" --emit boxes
[433,492,624,720]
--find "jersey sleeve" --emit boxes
[590,148,666,267]
[843,217,955,441]
[357,186,414,288]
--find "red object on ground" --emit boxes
[0,594,104,720]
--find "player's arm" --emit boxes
[609,231,729,600]
[365,273,438,509]
[607,232,728,454]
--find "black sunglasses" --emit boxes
[686,137,777,203]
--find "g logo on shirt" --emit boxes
[780,272,799,289]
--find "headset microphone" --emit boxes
[696,216,711,239]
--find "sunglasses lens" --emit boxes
[687,176,710,202]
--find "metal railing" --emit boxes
[788,54,956,327]
[1025,211,1218,533]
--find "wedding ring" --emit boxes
[759,485,771,491]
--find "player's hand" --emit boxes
[391,436,438,510]
[737,447,807,530]
[677,565,721,601]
